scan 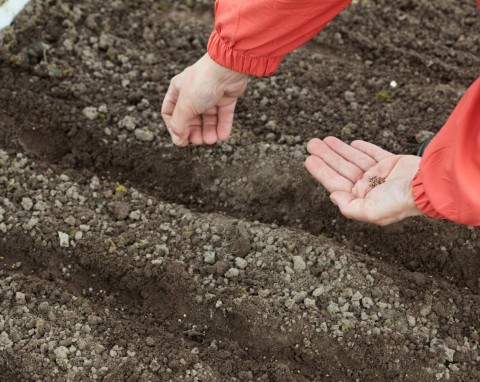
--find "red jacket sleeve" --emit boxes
[207,0,351,76]
[413,78,480,226]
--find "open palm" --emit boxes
[305,137,423,225]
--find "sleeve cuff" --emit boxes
[412,170,445,220]
[207,30,283,77]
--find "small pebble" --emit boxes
[235,257,248,269]
[224,268,239,278]
[292,256,306,272]
[21,197,33,211]
[203,251,216,264]
[82,107,98,121]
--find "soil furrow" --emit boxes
[2,148,479,380]
[1,96,478,294]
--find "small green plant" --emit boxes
[47,63,60,77]
[136,239,147,248]
[115,184,128,194]
[116,234,129,248]
[383,319,392,327]
[340,319,355,331]
[152,0,170,11]
[239,286,248,295]
[2,54,21,66]
[376,90,393,102]
[6,182,16,192]
[60,67,75,77]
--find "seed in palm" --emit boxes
[369,176,385,188]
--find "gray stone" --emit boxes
[344,90,356,103]
[58,231,69,248]
[203,251,216,264]
[134,128,154,142]
[285,299,295,310]
[224,268,239,278]
[312,286,326,297]
[0,332,13,349]
[15,292,26,305]
[292,256,306,272]
[420,304,432,317]
[118,116,137,131]
[362,297,374,309]
[294,291,308,303]
[21,197,33,211]
[23,217,39,230]
[82,107,98,120]
[129,210,141,220]
[64,216,76,226]
[33,201,48,211]
[38,302,50,313]
[235,257,248,269]
[351,291,363,302]
[54,346,69,359]
[407,315,416,327]
[304,298,316,309]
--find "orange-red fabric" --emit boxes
[413,78,480,226]
[207,0,351,76]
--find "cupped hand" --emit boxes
[161,54,248,146]
[305,137,424,225]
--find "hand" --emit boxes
[161,54,248,146]
[305,137,424,226]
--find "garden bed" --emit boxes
[0,0,479,380]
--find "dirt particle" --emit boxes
[109,202,130,220]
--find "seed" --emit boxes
[368,176,385,188]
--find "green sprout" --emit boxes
[376,90,393,102]
[340,319,355,331]
[115,184,128,194]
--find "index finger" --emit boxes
[161,81,179,122]
[323,136,378,171]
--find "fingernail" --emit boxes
[330,196,338,206]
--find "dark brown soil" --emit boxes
[0,0,479,381]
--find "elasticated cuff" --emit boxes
[412,170,445,220]
[207,30,283,77]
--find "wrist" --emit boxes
[408,190,424,218]
[203,53,248,84]
[406,173,424,219]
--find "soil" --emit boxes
[0,0,479,381]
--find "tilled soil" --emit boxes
[0,0,479,381]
